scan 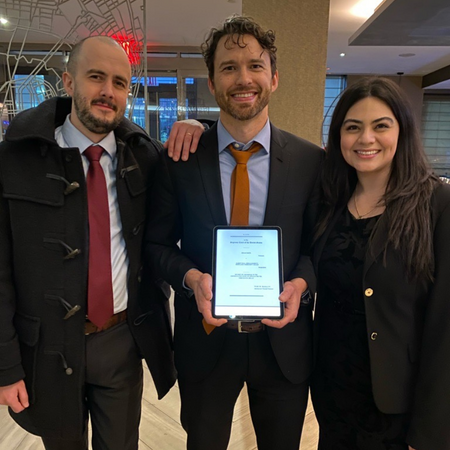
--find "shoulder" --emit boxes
[116,119,162,156]
[432,182,450,209]
[432,182,450,223]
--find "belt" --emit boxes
[85,310,127,335]
[226,321,265,333]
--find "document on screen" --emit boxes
[212,226,284,320]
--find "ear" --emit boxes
[207,77,215,96]
[62,71,74,97]
[271,70,279,93]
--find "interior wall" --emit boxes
[243,0,330,146]
[346,74,424,126]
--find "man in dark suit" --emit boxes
[0,36,200,450]
[145,16,323,450]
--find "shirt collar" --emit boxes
[217,119,271,154]
[60,114,117,158]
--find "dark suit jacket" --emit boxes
[313,183,450,450]
[146,123,324,384]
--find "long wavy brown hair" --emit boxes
[316,76,440,281]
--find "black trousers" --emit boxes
[178,329,309,450]
[42,321,143,450]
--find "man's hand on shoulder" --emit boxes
[185,269,227,327]
[164,120,205,162]
[262,278,307,329]
[0,380,29,413]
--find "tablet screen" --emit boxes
[212,226,284,320]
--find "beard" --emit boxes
[73,90,123,134]
[214,86,271,121]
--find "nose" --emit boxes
[100,79,114,98]
[235,67,252,86]
[358,127,376,144]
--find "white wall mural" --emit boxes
[0,0,147,136]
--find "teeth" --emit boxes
[356,150,378,155]
[233,93,254,98]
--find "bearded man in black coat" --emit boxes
[0,35,200,450]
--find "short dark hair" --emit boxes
[318,76,440,281]
[201,15,277,80]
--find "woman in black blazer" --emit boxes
[312,77,450,450]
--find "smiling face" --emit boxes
[208,34,278,128]
[63,37,131,142]
[340,96,400,182]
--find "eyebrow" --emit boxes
[342,117,395,126]
[249,58,266,65]
[218,58,267,69]
[86,69,129,85]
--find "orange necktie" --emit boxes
[202,141,263,336]
[229,142,262,226]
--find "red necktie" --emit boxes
[84,145,114,328]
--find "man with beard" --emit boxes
[0,35,201,450]
[145,16,324,450]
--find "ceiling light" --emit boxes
[340,52,346,57]
[350,0,384,19]
[0,18,8,25]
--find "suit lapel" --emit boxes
[197,125,228,225]
[263,124,289,225]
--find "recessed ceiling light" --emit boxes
[399,53,416,58]
[0,18,8,25]
[340,52,346,57]
[351,0,384,18]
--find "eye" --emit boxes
[344,124,359,132]
[375,122,390,129]
[114,80,127,89]
[251,64,264,70]
[222,65,235,72]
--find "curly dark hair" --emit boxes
[201,15,277,80]
[317,76,440,281]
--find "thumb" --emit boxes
[17,381,29,408]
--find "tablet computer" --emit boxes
[212,226,284,320]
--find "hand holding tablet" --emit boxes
[185,269,228,327]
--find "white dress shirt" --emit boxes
[55,115,128,313]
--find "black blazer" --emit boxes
[313,183,450,450]
[146,123,324,384]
